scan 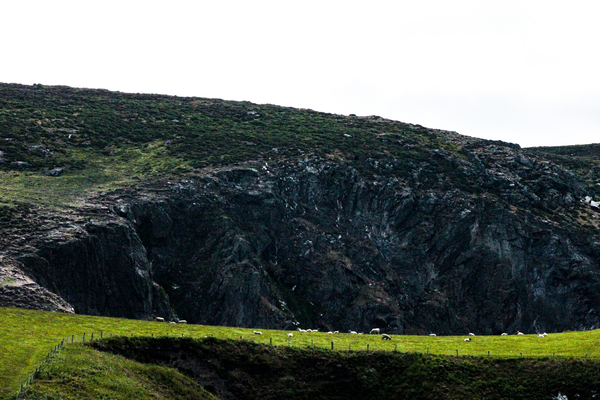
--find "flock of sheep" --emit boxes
[252,327,392,340]
[153,317,549,341]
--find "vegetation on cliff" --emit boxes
[2,82,600,334]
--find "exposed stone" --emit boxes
[1,143,599,335]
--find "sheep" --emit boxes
[429,333,437,337]
[178,320,187,324]
[501,333,508,336]
[538,333,548,338]
[350,330,358,334]
[381,334,392,340]
[468,333,475,336]
[154,317,165,322]
[327,331,333,334]
[287,332,293,338]
[464,338,471,342]
[333,331,339,334]
[253,331,263,335]
[517,331,524,335]
[169,321,176,324]
[370,328,381,335]
[297,328,307,332]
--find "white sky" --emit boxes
[1,1,599,148]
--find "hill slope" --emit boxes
[1,83,600,335]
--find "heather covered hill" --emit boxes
[1,83,600,335]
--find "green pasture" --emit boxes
[2,306,600,398]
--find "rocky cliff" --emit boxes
[1,83,600,335]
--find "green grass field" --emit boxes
[2,307,600,399]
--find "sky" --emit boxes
[1,1,599,148]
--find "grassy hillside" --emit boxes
[0,83,450,207]
[21,345,217,400]
[2,307,600,399]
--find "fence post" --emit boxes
[331,341,334,350]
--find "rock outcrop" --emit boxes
[4,140,599,335]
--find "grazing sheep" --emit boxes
[178,320,187,324]
[350,330,358,334]
[501,333,508,336]
[370,328,381,335]
[468,333,475,336]
[169,321,176,324]
[538,333,548,338]
[381,334,392,340]
[327,331,333,334]
[154,317,165,322]
[287,332,293,338]
[333,331,339,334]
[464,338,471,342]
[297,328,307,332]
[429,333,437,337]
[517,331,524,335]
[253,331,263,335]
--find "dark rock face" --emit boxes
[2,142,600,335]
[2,216,173,320]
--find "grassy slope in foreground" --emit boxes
[3,307,600,398]
[21,345,217,400]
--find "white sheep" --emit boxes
[468,332,475,336]
[287,332,293,338]
[350,330,358,334]
[464,338,471,342]
[178,320,187,324]
[154,317,165,322]
[501,333,508,336]
[429,333,437,337]
[517,331,524,335]
[370,328,381,335]
[333,331,339,334]
[381,334,392,340]
[253,331,263,335]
